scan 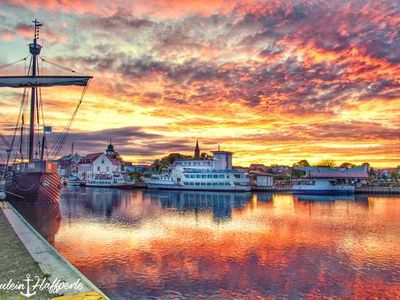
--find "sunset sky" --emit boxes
[0,0,399,167]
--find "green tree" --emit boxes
[200,152,211,160]
[291,168,306,179]
[293,160,310,167]
[390,171,400,180]
[314,159,337,168]
[340,162,356,169]
[152,153,193,171]
[369,167,376,178]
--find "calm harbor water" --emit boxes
[15,187,400,299]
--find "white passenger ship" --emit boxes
[145,150,251,192]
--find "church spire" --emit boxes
[194,139,200,159]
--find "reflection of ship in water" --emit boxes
[145,190,252,222]
[295,194,356,202]
[295,194,370,205]
[11,202,61,245]
[62,187,124,219]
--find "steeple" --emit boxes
[194,139,200,159]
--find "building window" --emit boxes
[219,174,224,178]
[97,166,100,171]
[101,159,105,164]
[106,167,109,172]
[213,175,218,178]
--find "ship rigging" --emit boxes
[0,19,92,202]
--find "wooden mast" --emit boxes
[28,19,42,161]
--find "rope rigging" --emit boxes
[50,79,91,159]
[1,53,91,164]
[39,56,86,75]
[0,56,29,71]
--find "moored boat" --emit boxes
[145,150,251,192]
[86,175,135,189]
[292,178,355,195]
[291,165,368,195]
[0,20,92,203]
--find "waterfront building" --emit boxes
[253,173,274,187]
[57,153,83,178]
[292,165,369,195]
[78,152,121,181]
[77,142,134,188]
[145,148,251,191]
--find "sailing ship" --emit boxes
[0,20,92,203]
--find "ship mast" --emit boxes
[0,19,92,162]
[28,19,42,161]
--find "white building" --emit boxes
[255,174,274,187]
[78,152,121,181]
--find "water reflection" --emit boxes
[12,202,61,245]
[38,188,400,298]
[145,190,255,222]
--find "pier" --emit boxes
[0,202,108,299]
[355,186,400,194]
[252,185,400,195]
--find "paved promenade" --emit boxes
[0,203,108,300]
[0,206,51,299]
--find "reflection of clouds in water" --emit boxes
[52,187,400,299]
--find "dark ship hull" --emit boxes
[5,160,61,204]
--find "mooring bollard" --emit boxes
[0,191,6,208]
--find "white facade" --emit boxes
[256,175,273,187]
[78,153,121,180]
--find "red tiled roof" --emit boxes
[79,153,103,164]
[109,157,122,165]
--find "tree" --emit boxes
[314,159,337,168]
[200,152,211,160]
[390,170,400,180]
[369,167,376,178]
[293,160,310,167]
[339,162,356,169]
[152,153,193,171]
[291,168,306,178]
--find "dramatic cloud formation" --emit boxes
[0,0,399,167]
